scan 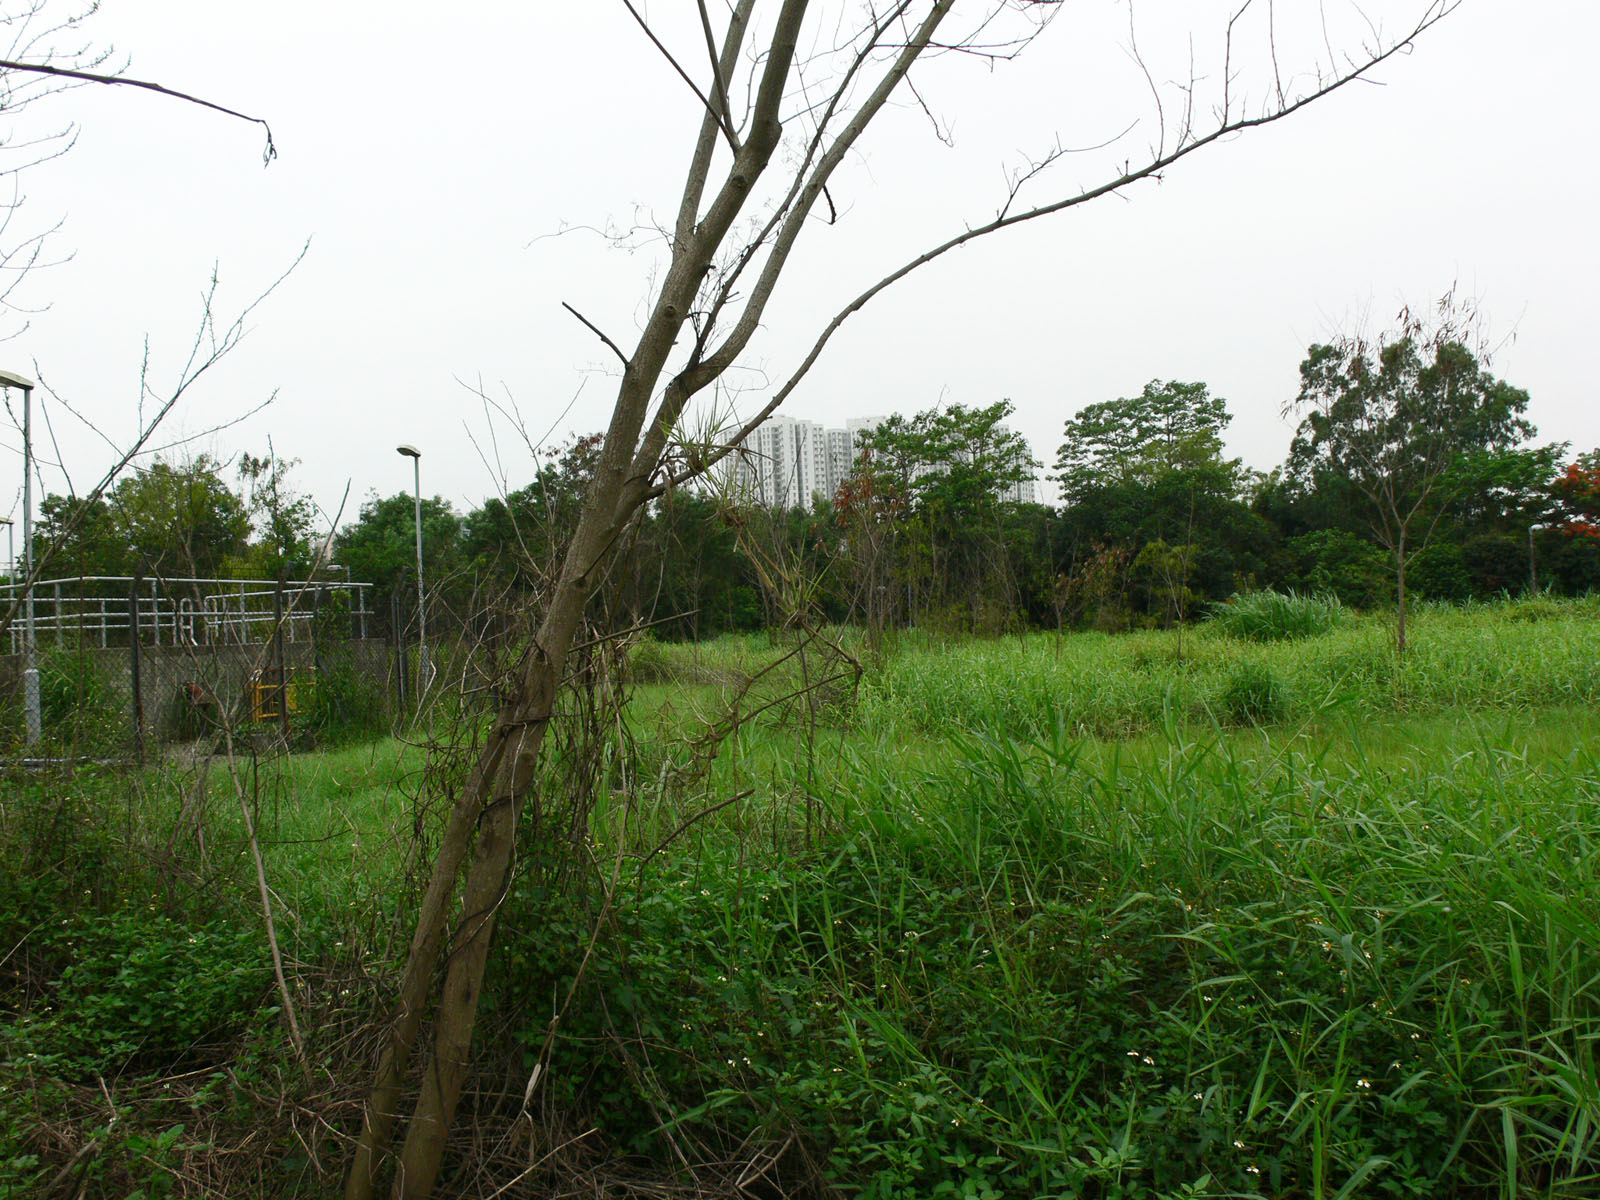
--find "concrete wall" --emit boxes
[0,638,396,746]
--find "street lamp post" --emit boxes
[396,444,429,698]
[1,370,39,744]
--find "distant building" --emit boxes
[1000,475,1038,506]
[726,414,883,509]
[726,411,1037,510]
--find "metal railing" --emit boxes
[2,576,372,652]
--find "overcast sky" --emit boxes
[1,0,1594,538]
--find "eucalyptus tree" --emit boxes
[344,3,1464,1194]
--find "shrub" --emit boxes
[1283,529,1390,608]
[1210,589,1342,641]
[1218,660,1292,724]
[30,910,270,1074]
[37,649,131,754]
[624,636,673,685]
[302,663,390,746]
[1408,541,1472,601]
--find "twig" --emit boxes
[560,302,629,367]
[220,724,313,1088]
[0,58,277,165]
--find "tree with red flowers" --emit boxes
[1552,453,1600,542]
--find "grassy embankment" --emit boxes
[2,595,1598,1197]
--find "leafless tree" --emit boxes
[0,1,274,339]
[345,3,1462,1195]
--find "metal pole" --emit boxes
[411,454,428,696]
[274,581,290,744]
[129,580,144,763]
[391,589,405,720]
[18,380,39,745]
[0,518,12,654]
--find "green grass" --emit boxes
[550,703,1600,1198]
[1210,589,1346,641]
[854,598,1600,739]
[6,596,1600,1197]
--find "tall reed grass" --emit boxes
[857,598,1600,739]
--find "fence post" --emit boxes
[274,582,290,744]
[129,579,145,764]
[312,585,324,678]
[391,590,405,724]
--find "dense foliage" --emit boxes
[22,355,1598,644]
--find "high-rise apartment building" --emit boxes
[726,412,1037,509]
[726,414,882,509]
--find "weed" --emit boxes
[1218,660,1292,724]
[1210,589,1344,641]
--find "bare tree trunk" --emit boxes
[342,781,498,1199]
[1395,532,1409,655]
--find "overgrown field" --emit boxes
[3,597,1598,1198]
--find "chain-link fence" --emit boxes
[0,576,418,762]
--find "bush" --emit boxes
[302,663,390,745]
[37,649,130,754]
[1283,529,1390,608]
[1218,660,1292,724]
[1408,541,1472,601]
[624,636,673,685]
[1210,589,1342,641]
[26,910,270,1074]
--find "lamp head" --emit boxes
[0,370,35,391]
[396,444,420,459]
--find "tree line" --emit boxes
[25,334,1600,642]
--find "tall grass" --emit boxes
[1211,589,1345,641]
[555,710,1600,1198]
[9,598,1598,1196]
[857,597,1600,739]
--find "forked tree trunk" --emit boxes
[341,1,1454,1191]
[345,5,817,1193]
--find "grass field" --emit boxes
[3,595,1598,1198]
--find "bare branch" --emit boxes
[619,0,739,154]
[661,1,1462,493]
[560,301,629,367]
[0,58,277,164]
[695,0,738,149]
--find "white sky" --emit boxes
[1,0,1595,534]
